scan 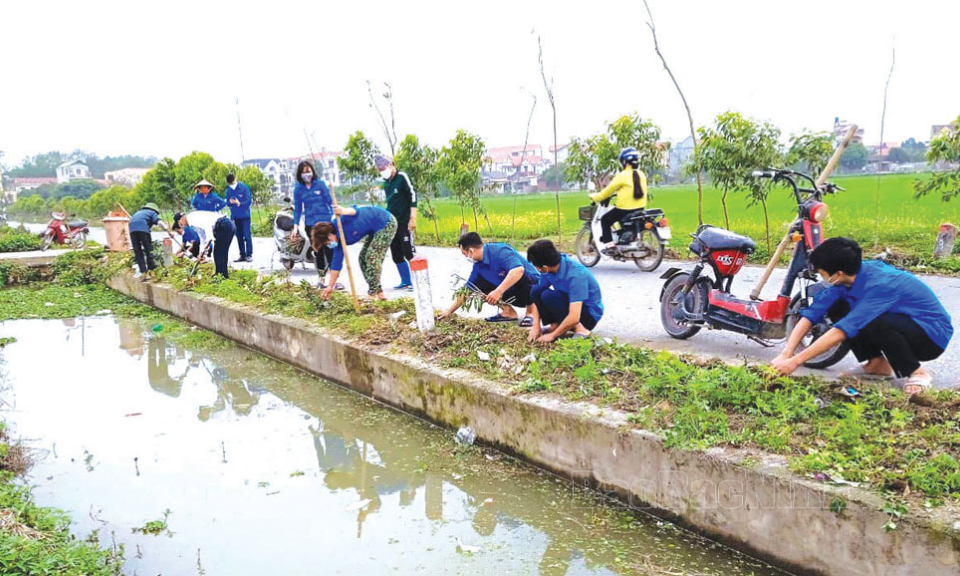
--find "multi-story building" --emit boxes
[56,160,91,183]
[105,167,151,187]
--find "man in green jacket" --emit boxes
[375,154,417,291]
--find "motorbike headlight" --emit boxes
[809,202,828,223]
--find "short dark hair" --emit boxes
[172,211,185,232]
[226,172,236,184]
[310,222,336,251]
[527,239,561,268]
[296,161,317,186]
[457,232,483,250]
[809,237,863,276]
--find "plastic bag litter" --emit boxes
[455,426,476,446]
[477,351,490,361]
[457,537,481,553]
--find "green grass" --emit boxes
[0,225,43,253]
[420,174,960,269]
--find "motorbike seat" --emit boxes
[620,208,664,227]
[693,226,756,253]
[68,220,87,229]
[275,213,295,232]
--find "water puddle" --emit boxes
[0,317,785,575]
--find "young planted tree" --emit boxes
[565,114,667,191]
[367,81,398,156]
[173,151,220,207]
[786,132,834,176]
[537,35,562,245]
[914,116,960,201]
[643,0,704,224]
[512,93,537,242]
[435,130,486,232]
[693,111,782,250]
[338,131,381,202]
[395,134,442,243]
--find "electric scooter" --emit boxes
[658,169,850,369]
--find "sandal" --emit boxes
[903,373,932,396]
[485,314,517,323]
[518,316,534,328]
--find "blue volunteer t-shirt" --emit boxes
[329,206,393,271]
[468,242,540,287]
[801,259,953,350]
[181,226,203,245]
[536,255,604,321]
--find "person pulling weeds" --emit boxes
[128,202,168,281]
[526,239,604,343]
[772,237,952,395]
[171,209,236,279]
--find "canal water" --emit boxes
[0,317,785,575]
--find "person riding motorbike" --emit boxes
[588,147,648,254]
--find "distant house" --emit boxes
[105,167,151,187]
[548,144,570,164]
[56,160,91,183]
[11,177,58,192]
[833,118,864,143]
[667,136,695,176]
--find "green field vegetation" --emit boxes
[420,173,960,270]
[0,225,42,254]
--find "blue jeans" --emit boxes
[233,217,252,258]
[213,217,236,278]
[530,287,600,331]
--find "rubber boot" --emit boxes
[394,261,412,290]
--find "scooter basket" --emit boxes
[579,205,596,221]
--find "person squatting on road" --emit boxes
[127,202,168,281]
[225,172,253,263]
[438,232,541,327]
[172,207,236,279]
[589,147,648,253]
[375,154,417,291]
[526,239,604,343]
[292,160,339,288]
[772,237,953,394]
[190,180,227,212]
[310,205,397,301]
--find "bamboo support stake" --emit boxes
[749,125,859,300]
[329,187,361,313]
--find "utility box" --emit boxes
[103,211,131,252]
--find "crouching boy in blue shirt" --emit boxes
[438,232,541,327]
[772,237,952,395]
[526,239,604,344]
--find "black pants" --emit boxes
[305,224,334,276]
[213,218,236,279]
[847,312,944,377]
[472,275,535,308]
[530,287,600,331]
[599,208,637,244]
[130,231,154,274]
[234,217,252,258]
[390,220,415,264]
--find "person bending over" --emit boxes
[772,237,952,394]
[526,240,604,343]
[310,205,397,301]
[589,147,647,253]
[438,232,541,327]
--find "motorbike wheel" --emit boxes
[784,297,851,369]
[634,230,665,272]
[575,225,601,268]
[660,273,707,339]
[40,232,54,251]
[70,232,87,250]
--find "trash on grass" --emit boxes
[455,426,476,446]
[477,351,490,362]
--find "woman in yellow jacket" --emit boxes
[589,147,648,250]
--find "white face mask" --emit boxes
[380,168,393,180]
[302,172,313,182]
[823,272,843,286]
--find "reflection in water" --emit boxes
[0,318,785,576]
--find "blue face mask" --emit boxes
[328,241,339,249]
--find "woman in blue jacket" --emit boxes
[292,161,336,284]
[310,205,397,301]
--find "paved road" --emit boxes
[17,221,959,386]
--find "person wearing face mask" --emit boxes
[308,205,397,301]
[190,180,227,212]
[224,172,253,262]
[772,237,952,394]
[437,232,540,326]
[374,154,417,291]
[291,160,339,288]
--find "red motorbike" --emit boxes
[658,169,850,369]
[39,212,89,251]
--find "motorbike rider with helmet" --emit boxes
[589,147,648,254]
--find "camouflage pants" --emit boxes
[359,214,397,295]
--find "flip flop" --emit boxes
[903,374,932,396]
[518,316,534,328]
[485,314,517,323]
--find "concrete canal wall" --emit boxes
[108,274,960,576]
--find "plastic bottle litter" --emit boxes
[455,426,476,446]
[151,324,163,332]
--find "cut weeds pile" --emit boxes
[147,259,960,518]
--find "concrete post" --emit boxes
[161,238,174,267]
[933,223,957,259]
[410,256,434,333]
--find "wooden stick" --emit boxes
[328,187,361,313]
[749,125,859,300]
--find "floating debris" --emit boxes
[455,427,476,446]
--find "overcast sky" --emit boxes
[2,0,956,167]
